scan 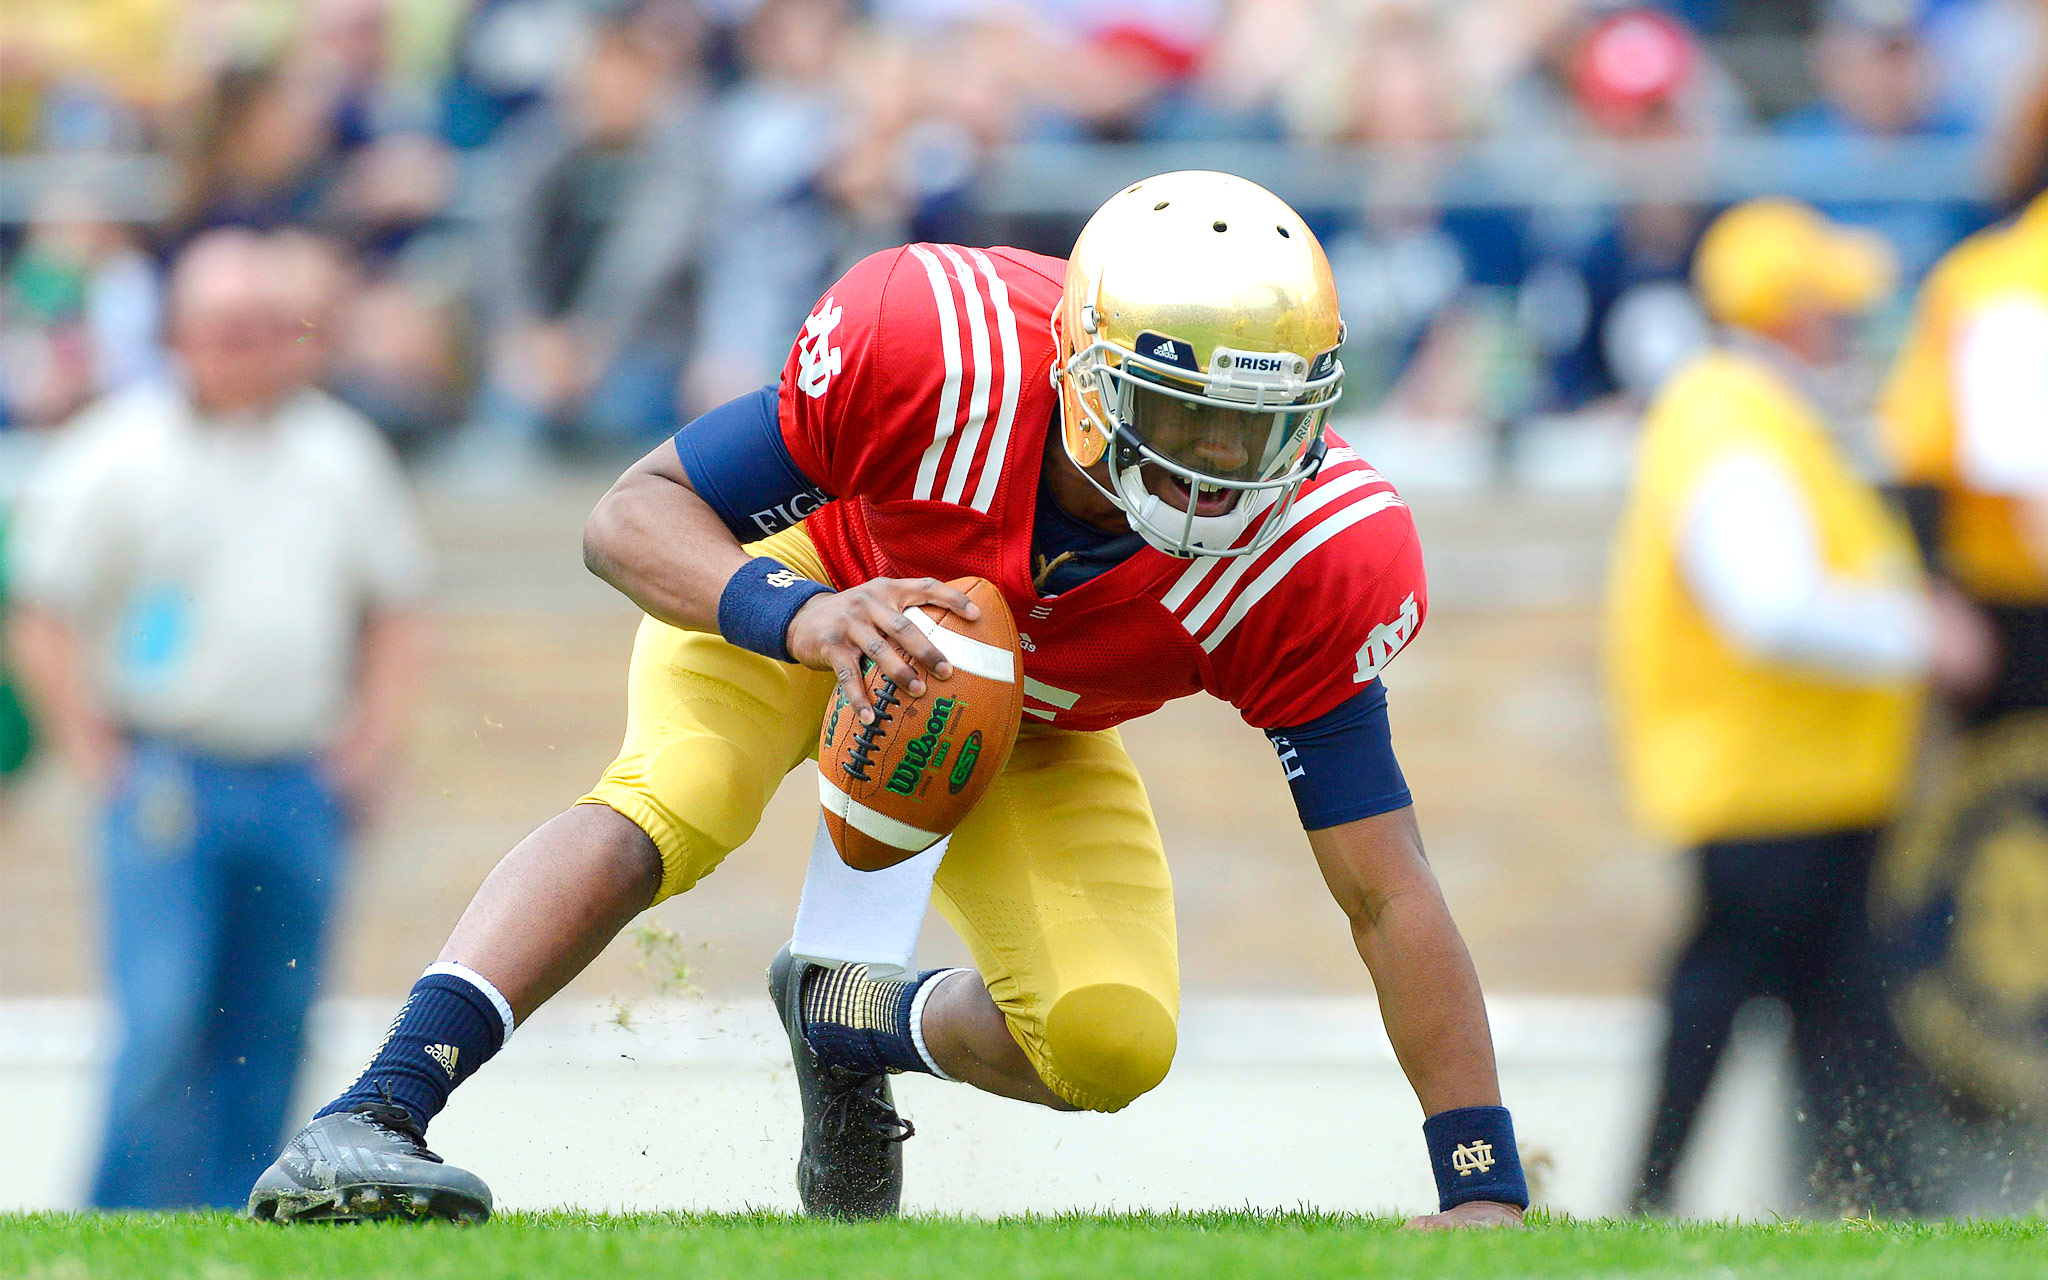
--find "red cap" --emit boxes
[1573,8,1695,120]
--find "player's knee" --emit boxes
[1040,982,1177,1112]
[638,731,769,895]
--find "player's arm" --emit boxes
[1954,297,2048,574]
[1269,685,1526,1229]
[581,386,978,717]
[6,604,124,787]
[1308,810,1523,1229]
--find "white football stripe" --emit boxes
[904,607,1017,683]
[966,248,1023,515]
[1022,706,1058,721]
[908,246,965,501]
[1022,676,1081,709]
[937,246,994,506]
[1200,492,1405,653]
[819,774,945,852]
[1178,471,1383,635]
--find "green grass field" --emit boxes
[4,1211,2045,1280]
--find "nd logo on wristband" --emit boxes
[1451,1140,1496,1176]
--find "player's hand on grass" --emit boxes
[788,577,982,722]
[1405,1200,1525,1231]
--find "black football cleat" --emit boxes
[247,1103,492,1224]
[768,944,915,1220]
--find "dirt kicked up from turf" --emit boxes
[4,1211,2046,1280]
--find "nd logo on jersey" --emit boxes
[1353,592,1419,683]
[798,297,844,398]
[1874,711,2048,1112]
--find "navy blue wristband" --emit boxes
[718,556,834,663]
[1423,1106,1529,1211]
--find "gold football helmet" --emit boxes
[1054,170,1344,558]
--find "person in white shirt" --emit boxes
[5,229,431,1210]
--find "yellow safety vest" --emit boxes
[1882,195,2048,604]
[1607,349,1926,845]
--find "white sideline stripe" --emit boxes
[1202,492,1405,653]
[1176,471,1383,635]
[937,246,994,507]
[423,961,518,1040]
[905,608,1017,683]
[0,994,1661,1067]
[818,773,945,851]
[967,248,1022,515]
[1022,676,1080,709]
[909,246,965,501]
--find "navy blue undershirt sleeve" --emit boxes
[673,385,832,541]
[1264,681,1412,831]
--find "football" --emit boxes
[817,577,1023,871]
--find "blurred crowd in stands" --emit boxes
[3,0,2045,456]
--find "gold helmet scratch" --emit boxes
[1054,171,1345,558]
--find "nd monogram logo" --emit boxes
[797,297,844,399]
[764,569,801,588]
[1450,1140,1495,1177]
[1353,591,1420,683]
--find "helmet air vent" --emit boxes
[1276,225,1291,238]
[1153,201,1170,211]
[1213,221,1228,232]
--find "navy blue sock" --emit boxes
[317,967,511,1131]
[801,964,963,1077]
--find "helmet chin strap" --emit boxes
[1114,463,1261,557]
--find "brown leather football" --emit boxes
[818,577,1023,871]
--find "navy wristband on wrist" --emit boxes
[718,556,834,663]
[1423,1105,1529,1211]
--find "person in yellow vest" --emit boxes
[1607,198,1996,1214]
[1881,190,2048,724]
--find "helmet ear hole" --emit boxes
[1276,225,1290,238]
[1212,221,1228,233]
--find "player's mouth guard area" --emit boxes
[1062,336,1341,559]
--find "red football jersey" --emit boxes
[778,243,1426,733]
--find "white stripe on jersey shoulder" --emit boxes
[1160,454,1382,611]
[1174,468,1387,635]
[1200,490,1406,653]
[908,246,965,501]
[935,245,994,507]
[966,248,1023,514]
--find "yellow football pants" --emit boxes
[580,524,1179,1112]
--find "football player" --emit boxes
[250,172,1528,1229]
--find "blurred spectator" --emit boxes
[171,64,344,236]
[439,0,600,149]
[1924,0,2048,137]
[1881,186,2048,727]
[684,0,862,412]
[472,18,711,451]
[1776,0,1983,278]
[3,230,431,1209]
[1320,3,1532,421]
[1606,199,1994,1214]
[0,190,163,430]
[0,521,34,786]
[270,228,468,455]
[1505,7,1734,411]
